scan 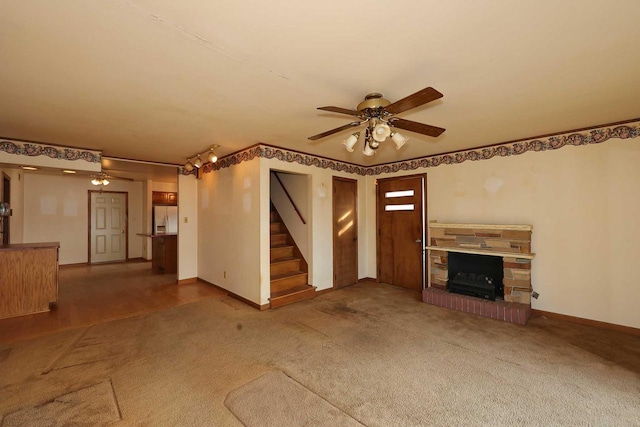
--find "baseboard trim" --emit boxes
[315,288,334,296]
[229,292,270,311]
[358,277,377,283]
[197,278,269,311]
[126,257,147,263]
[178,277,198,285]
[531,309,640,336]
[60,262,89,268]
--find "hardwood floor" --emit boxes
[0,261,224,344]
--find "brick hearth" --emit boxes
[423,287,531,325]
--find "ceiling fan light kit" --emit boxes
[343,132,360,152]
[91,172,110,186]
[309,87,445,155]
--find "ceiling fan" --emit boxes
[309,87,445,156]
[90,171,134,186]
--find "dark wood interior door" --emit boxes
[333,177,358,289]
[377,175,425,290]
[2,173,10,245]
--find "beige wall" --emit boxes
[198,159,262,303]
[23,173,144,264]
[178,174,198,281]
[366,139,640,329]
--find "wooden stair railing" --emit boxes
[269,204,315,308]
[272,172,306,224]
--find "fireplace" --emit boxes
[447,253,504,301]
[423,222,535,325]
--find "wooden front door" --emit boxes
[377,175,426,291]
[89,191,128,264]
[333,177,358,289]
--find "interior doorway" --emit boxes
[2,173,9,245]
[89,191,128,264]
[333,177,358,289]
[377,174,426,291]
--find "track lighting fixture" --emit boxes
[184,145,220,171]
[192,155,203,169]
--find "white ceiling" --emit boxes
[1,0,639,167]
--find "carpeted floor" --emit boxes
[0,282,639,426]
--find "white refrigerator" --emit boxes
[154,206,178,234]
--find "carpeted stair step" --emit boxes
[269,284,316,309]
[270,271,308,293]
[270,257,301,276]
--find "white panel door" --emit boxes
[90,192,127,263]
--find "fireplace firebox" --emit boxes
[447,252,504,301]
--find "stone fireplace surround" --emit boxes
[424,222,535,325]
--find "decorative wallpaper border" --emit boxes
[0,139,101,163]
[369,121,640,175]
[189,120,640,176]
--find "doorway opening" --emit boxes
[268,170,315,308]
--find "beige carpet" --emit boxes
[2,381,120,426]
[0,282,639,426]
[225,371,363,426]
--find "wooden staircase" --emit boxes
[269,206,316,308]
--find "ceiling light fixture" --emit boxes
[62,170,76,174]
[355,119,408,156]
[21,166,38,171]
[184,145,220,171]
[90,172,110,186]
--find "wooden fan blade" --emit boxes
[385,87,443,115]
[388,118,446,138]
[317,106,362,116]
[308,121,362,141]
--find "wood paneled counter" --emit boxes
[137,234,177,274]
[0,242,59,319]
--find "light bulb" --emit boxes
[102,179,110,186]
[184,161,194,172]
[193,156,202,168]
[91,178,100,186]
